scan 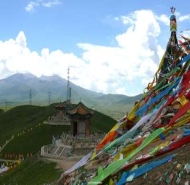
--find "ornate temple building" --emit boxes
[67,102,94,137]
[46,101,94,137]
[41,101,100,160]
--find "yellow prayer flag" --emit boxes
[109,178,114,185]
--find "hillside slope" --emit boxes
[0,104,116,156]
[0,104,116,184]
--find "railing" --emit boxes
[40,132,106,159]
[60,132,105,149]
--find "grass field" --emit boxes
[0,104,116,184]
[0,104,116,156]
[0,156,62,185]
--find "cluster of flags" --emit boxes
[4,153,33,160]
[58,8,190,185]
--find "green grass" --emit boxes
[0,104,116,156]
[91,111,117,132]
[96,104,132,120]
[0,157,62,185]
[0,109,4,114]
[0,104,116,184]
[2,124,70,156]
[0,105,53,146]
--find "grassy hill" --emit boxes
[0,104,116,184]
[0,104,116,155]
[0,157,62,185]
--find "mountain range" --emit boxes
[0,73,142,119]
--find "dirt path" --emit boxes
[45,157,81,171]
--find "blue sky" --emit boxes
[0,0,190,96]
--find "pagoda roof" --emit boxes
[55,101,70,109]
[67,102,94,115]
[55,104,66,108]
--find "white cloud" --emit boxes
[75,10,165,95]
[156,14,170,25]
[42,0,61,8]
[0,9,168,96]
[179,14,190,22]
[154,12,190,26]
[179,30,190,40]
[25,0,61,12]
[0,31,85,80]
[118,15,134,25]
[25,1,39,12]
[77,10,164,95]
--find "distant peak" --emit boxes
[6,73,37,80]
[39,74,65,81]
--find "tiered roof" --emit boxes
[67,102,94,115]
